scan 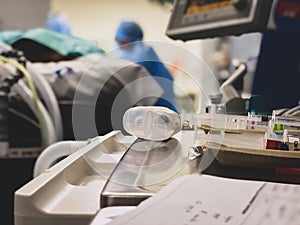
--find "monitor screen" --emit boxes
[166,0,273,40]
[250,29,300,113]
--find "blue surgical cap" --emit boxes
[45,13,73,35]
[115,20,143,43]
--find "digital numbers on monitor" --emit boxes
[185,0,232,15]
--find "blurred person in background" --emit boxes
[44,11,73,36]
[111,20,178,113]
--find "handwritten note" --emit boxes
[100,174,300,225]
[241,183,300,225]
[105,175,265,225]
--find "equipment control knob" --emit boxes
[231,0,248,10]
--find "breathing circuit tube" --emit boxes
[27,63,63,141]
[0,53,55,149]
[33,140,90,177]
[13,80,57,147]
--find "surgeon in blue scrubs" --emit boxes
[112,20,178,113]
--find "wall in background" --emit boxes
[0,0,49,30]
